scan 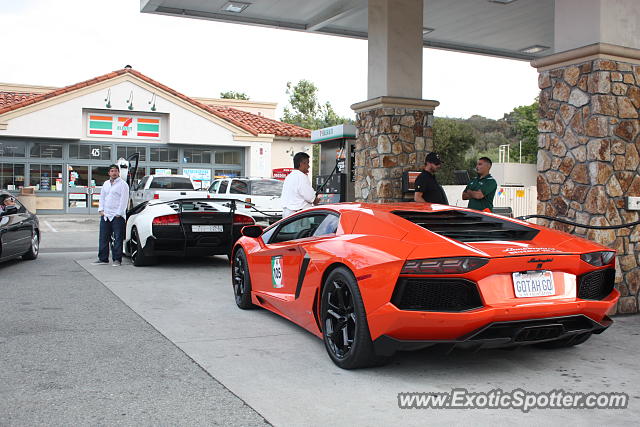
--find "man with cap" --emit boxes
[93,164,129,266]
[414,152,449,205]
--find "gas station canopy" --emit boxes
[141,0,554,60]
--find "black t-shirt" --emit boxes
[414,170,448,204]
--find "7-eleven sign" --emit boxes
[116,117,134,136]
[88,114,161,140]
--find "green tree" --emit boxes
[502,99,539,163]
[219,91,250,100]
[281,80,352,130]
[281,80,353,186]
[432,118,476,184]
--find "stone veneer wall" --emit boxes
[537,58,640,314]
[354,108,434,202]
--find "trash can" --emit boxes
[18,187,37,213]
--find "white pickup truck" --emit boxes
[208,177,283,224]
[129,174,204,208]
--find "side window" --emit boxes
[270,214,327,244]
[219,180,229,194]
[137,176,149,190]
[15,200,26,213]
[230,180,249,194]
[313,214,339,237]
[209,180,221,194]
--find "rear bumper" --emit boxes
[143,235,231,257]
[367,289,619,349]
[373,314,613,356]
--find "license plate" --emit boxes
[512,271,555,298]
[192,225,223,232]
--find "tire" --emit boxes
[130,227,156,266]
[232,248,255,309]
[535,332,592,349]
[320,267,391,369]
[22,229,39,260]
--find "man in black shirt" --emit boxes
[414,152,449,204]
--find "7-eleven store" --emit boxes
[0,68,311,214]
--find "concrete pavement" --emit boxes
[0,243,267,425]
[78,256,640,426]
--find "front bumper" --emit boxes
[373,314,613,356]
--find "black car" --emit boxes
[0,193,39,263]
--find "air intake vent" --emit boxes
[578,268,615,300]
[391,278,483,312]
[392,210,539,242]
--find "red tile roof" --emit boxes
[208,105,310,138]
[0,68,311,138]
[0,91,41,109]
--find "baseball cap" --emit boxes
[425,152,443,165]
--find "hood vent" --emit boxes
[392,210,539,242]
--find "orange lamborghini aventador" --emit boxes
[231,203,619,369]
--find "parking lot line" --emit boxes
[44,221,58,232]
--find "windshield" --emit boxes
[149,177,194,190]
[249,179,283,196]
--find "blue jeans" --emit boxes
[98,216,125,262]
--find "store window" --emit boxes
[153,168,178,175]
[117,145,147,161]
[69,143,112,160]
[215,169,241,178]
[30,143,63,159]
[0,140,27,157]
[30,164,63,191]
[150,147,178,162]
[0,163,25,190]
[215,151,241,165]
[183,148,212,164]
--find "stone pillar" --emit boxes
[533,44,640,314]
[351,97,439,202]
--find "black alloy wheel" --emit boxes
[22,230,39,260]
[232,248,254,309]
[320,267,390,369]
[131,227,155,266]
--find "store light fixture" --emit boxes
[221,1,251,13]
[488,0,517,4]
[519,45,549,54]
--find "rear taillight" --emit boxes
[245,197,252,209]
[152,214,180,226]
[401,257,488,275]
[233,214,254,225]
[153,194,160,199]
[581,251,615,266]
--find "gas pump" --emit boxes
[311,124,356,204]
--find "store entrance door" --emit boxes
[67,165,111,214]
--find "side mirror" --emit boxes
[1,205,18,216]
[241,225,264,238]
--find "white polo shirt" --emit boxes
[281,169,316,212]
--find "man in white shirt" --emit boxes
[281,152,318,218]
[93,164,129,266]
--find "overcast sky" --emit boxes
[1,0,540,121]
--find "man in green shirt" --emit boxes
[462,157,497,212]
